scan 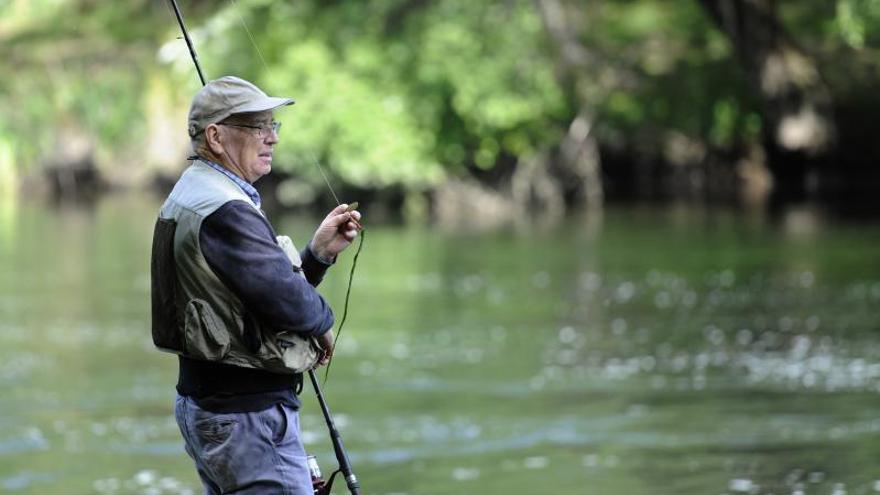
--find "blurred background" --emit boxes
[1,0,880,494]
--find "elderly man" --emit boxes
[150,75,360,494]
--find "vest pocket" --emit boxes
[184,299,231,360]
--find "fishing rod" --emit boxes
[165,1,362,494]
[168,0,205,86]
[309,368,361,495]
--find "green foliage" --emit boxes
[835,0,880,48]
[0,0,878,191]
[582,0,761,148]
[190,0,566,187]
[0,0,167,168]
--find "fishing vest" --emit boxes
[150,160,318,373]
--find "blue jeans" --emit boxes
[175,394,313,495]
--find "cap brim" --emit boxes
[234,96,295,115]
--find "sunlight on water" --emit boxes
[1,198,879,494]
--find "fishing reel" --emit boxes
[309,455,349,495]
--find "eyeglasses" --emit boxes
[219,121,281,139]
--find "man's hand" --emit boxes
[310,204,362,262]
[314,329,335,367]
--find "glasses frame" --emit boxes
[219,121,281,139]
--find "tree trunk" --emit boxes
[559,108,604,206]
[697,0,836,200]
[511,152,566,219]
[534,0,604,208]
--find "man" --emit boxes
[150,75,361,494]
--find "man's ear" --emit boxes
[205,124,224,154]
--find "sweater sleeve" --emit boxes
[300,242,334,286]
[199,201,334,337]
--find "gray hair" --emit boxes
[190,130,207,155]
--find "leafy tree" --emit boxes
[1,0,878,205]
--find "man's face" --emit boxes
[216,110,279,183]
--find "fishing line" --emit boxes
[306,151,364,383]
[229,0,364,384]
[309,151,342,206]
[323,223,364,384]
[228,0,271,73]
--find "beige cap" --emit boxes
[188,76,294,137]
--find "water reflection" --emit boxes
[1,197,879,494]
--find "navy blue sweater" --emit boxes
[177,200,334,412]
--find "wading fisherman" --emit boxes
[150,75,361,494]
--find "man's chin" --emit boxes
[252,164,271,182]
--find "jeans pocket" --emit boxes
[194,416,237,447]
[260,404,289,446]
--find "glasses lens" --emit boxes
[257,122,280,138]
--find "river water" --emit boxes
[1,195,879,495]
